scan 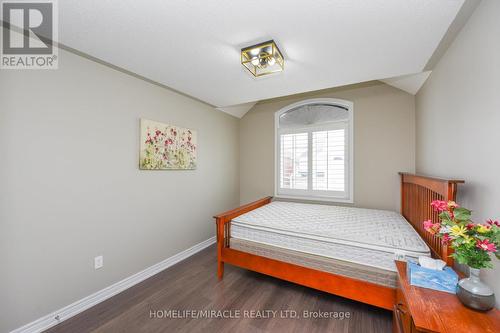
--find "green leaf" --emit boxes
[453,207,472,222]
[439,211,453,223]
[494,232,500,245]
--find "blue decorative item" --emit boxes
[407,261,458,294]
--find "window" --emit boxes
[275,98,353,202]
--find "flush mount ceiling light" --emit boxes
[241,40,284,77]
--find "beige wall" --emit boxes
[0,47,239,332]
[240,82,416,211]
[416,0,500,306]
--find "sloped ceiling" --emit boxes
[53,1,466,116]
[381,71,432,95]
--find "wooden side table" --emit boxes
[393,261,500,333]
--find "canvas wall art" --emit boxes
[140,119,197,170]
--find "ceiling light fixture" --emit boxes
[241,40,284,77]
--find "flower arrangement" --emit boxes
[423,200,500,269]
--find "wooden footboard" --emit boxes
[213,197,272,279]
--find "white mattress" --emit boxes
[230,201,430,271]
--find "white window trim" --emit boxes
[274,98,354,203]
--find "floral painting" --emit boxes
[140,119,197,170]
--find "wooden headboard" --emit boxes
[399,173,464,266]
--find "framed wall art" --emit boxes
[139,119,197,170]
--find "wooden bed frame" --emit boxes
[214,173,464,310]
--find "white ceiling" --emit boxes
[58,0,464,114]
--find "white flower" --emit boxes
[439,226,451,234]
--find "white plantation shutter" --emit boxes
[312,129,346,192]
[280,133,308,190]
[276,99,353,202]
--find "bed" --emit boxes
[213,173,464,310]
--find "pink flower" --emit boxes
[441,234,451,245]
[155,130,161,136]
[466,223,475,230]
[423,220,440,235]
[423,220,433,229]
[430,200,448,212]
[486,219,500,227]
[476,239,497,253]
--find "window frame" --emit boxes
[274,98,354,203]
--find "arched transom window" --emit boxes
[275,98,353,202]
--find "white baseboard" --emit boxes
[10,236,216,333]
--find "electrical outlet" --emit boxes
[94,255,103,270]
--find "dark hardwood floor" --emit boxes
[46,245,392,333]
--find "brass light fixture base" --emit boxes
[241,40,284,77]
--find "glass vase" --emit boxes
[457,266,495,311]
